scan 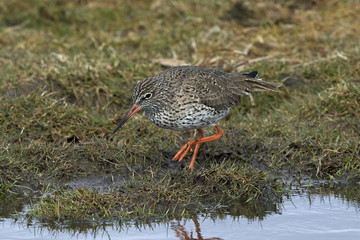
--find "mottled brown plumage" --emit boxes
[114,65,281,170]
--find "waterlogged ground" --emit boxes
[1,184,360,240]
[0,0,360,236]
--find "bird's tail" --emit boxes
[228,71,282,105]
[230,71,282,92]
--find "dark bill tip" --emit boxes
[113,104,141,134]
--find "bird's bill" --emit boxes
[113,104,141,133]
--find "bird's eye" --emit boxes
[144,93,152,99]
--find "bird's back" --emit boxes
[153,65,281,110]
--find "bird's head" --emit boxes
[132,77,158,109]
[113,77,158,133]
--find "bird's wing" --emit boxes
[192,71,281,110]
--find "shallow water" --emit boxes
[1,190,360,240]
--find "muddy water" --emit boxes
[1,187,360,240]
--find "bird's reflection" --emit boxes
[173,218,223,240]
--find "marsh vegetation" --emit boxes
[0,0,359,227]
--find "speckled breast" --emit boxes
[147,103,231,131]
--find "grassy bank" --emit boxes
[0,0,359,224]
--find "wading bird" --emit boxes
[113,66,281,170]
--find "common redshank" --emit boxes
[113,66,281,170]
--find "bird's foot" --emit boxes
[173,140,197,162]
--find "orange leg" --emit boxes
[173,124,224,171]
[189,129,203,170]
